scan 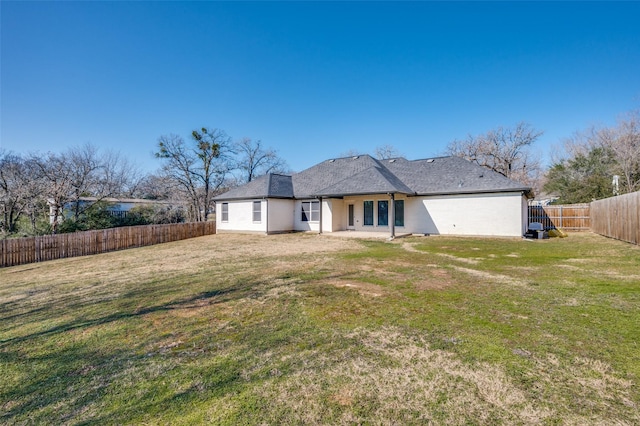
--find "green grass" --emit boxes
[1,232,639,425]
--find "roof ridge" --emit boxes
[374,161,416,193]
[313,163,413,196]
[266,173,273,196]
[311,164,379,195]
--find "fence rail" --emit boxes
[590,191,640,245]
[1,222,217,268]
[528,204,591,231]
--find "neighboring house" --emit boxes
[213,155,533,238]
[529,193,560,206]
[48,197,170,224]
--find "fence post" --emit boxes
[559,206,563,228]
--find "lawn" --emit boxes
[0,232,638,425]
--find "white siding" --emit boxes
[326,198,344,232]
[293,199,319,232]
[521,194,529,234]
[267,199,295,233]
[216,192,527,237]
[216,200,267,233]
[406,192,525,237]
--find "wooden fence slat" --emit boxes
[1,221,217,268]
[528,204,591,231]
[591,191,639,245]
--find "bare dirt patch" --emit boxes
[452,266,529,287]
[414,268,454,290]
[400,243,483,265]
[328,279,387,297]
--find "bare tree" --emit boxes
[0,151,33,235]
[600,110,640,193]
[66,144,103,220]
[134,173,175,200]
[548,110,640,198]
[374,144,403,160]
[155,128,232,221]
[446,122,543,188]
[29,151,75,233]
[339,149,366,158]
[235,138,288,183]
[99,150,144,198]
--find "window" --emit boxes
[377,200,388,226]
[394,200,404,226]
[221,203,228,222]
[253,201,261,222]
[363,201,373,226]
[301,201,320,222]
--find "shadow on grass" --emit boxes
[0,276,277,424]
[0,279,262,347]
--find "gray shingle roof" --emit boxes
[214,155,532,201]
[383,156,530,195]
[213,173,294,200]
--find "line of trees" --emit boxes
[1,144,149,236]
[445,110,639,203]
[1,127,288,238]
[544,110,640,203]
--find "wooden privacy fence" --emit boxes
[590,191,640,245]
[0,222,217,268]
[528,204,591,231]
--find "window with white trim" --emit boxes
[301,201,320,222]
[221,203,228,222]
[253,201,261,222]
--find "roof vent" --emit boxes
[328,159,335,163]
[352,156,359,160]
[426,159,434,163]
[389,159,396,163]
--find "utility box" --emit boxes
[537,230,549,239]
[525,222,549,239]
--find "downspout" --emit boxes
[266,174,271,235]
[265,198,269,235]
[318,197,323,234]
[389,193,395,239]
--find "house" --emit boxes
[48,197,172,224]
[213,155,533,238]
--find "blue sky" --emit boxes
[2,1,639,173]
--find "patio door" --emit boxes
[347,204,355,230]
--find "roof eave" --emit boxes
[214,195,295,201]
[310,190,414,198]
[415,187,533,197]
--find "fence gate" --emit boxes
[528,204,590,231]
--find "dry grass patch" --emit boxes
[414,268,454,290]
[257,327,556,425]
[252,327,638,425]
[328,279,388,297]
[452,265,530,287]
